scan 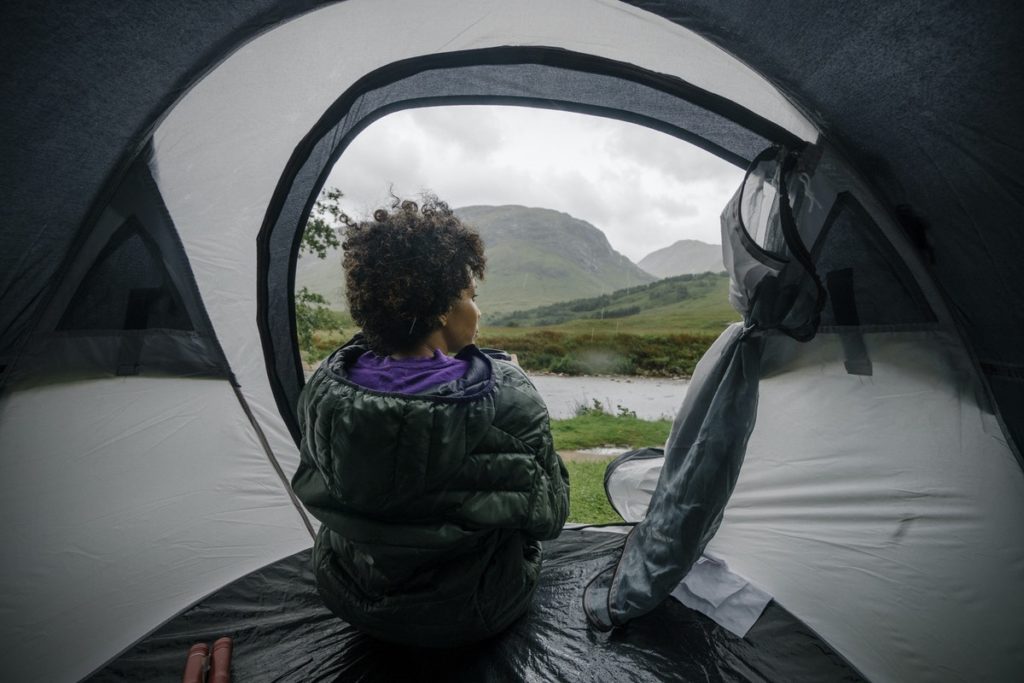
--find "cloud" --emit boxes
[408,106,505,160]
[604,124,742,185]
[324,105,744,260]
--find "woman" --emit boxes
[291,197,570,647]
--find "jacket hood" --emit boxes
[298,337,501,518]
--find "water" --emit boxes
[528,374,689,420]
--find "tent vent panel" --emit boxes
[814,195,936,328]
[3,150,231,388]
[57,218,194,332]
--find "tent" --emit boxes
[1,1,1022,680]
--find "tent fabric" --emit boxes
[627,0,1024,454]
[0,377,313,682]
[2,0,1021,444]
[149,0,819,477]
[604,330,1024,683]
[5,149,231,387]
[585,144,827,632]
[2,1,1023,681]
[94,530,865,682]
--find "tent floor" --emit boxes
[93,530,863,682]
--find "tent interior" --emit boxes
[2,2,1022,681]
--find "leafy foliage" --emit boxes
[295,287,342,356]
[295,187,352,356]
[300,187,349,259]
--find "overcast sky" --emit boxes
[325,105,744,262]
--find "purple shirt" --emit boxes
[348,349,469,395]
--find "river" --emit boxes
[528,374,689,420]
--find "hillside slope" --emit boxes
[485,271,738,333]
[296,204,657,312]
[456,205,655,313]
[295,252,345,308]
[637,239,723,278]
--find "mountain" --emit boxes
[295,205,657,313]
[637,239,724,279]
[295,251,346,309]
[456,205,656,314]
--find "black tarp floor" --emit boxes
[93,529,863,682]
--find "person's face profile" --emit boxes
[440,280,480,353]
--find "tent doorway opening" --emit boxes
[294,104,744,522]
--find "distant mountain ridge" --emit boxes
[456,205,656,313]
[295,204,658,313]
[637,239,723,279]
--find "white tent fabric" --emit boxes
[606,330,1024,682]
[0,378,312,682]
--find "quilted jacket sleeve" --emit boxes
[496,361,570,540]
[523,419,571,540]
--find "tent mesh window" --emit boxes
[57,218,194,332]
[814,195,936,327]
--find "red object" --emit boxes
[210,636,233,683]
[182,642,209,683]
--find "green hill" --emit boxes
[637,239,723,278]
[295,252,345,309]
[296,204,658,312]
[485,271,737,333]
[456,205,657,314]
[476,272,738,377]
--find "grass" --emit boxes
[565,458,624,525]
[298,272,739,372]
[477,329,716,377]
[552,407,671,524]
[551,410,672,450]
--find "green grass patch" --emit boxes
[477,330,716,377]
[565,458,624,525]
[551,411,672,450]
[554,410,668,523]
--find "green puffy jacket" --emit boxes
[292,339,570,646]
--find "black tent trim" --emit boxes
[256,45,805,444]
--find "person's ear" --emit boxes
[439,314,448,327]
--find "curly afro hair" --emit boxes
[342,195,486,355]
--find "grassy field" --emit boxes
[552,407,671,524]
[564,459,623,524]
[299,272,739,375]
[551,409,671,450]
[474,273,736,377]
[477,329,716,377]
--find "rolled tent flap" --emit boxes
[584,146,827,630]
